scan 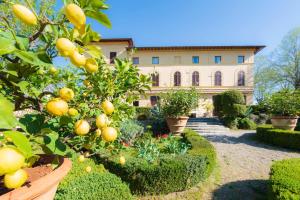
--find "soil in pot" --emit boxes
[0,155,55,196]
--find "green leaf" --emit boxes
[19,114,45,134]
[0,95,18,129]
[0,37,16,55]
[13,50,52,67]
[3,131,33,158]
[85,10,111,28]
[17,81,29,93]
[42,130,68,156]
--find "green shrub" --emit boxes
[161,89,200,117]
[55,156,132,200]
[256,125,300,150]
[223,116,239,129]
[98,129,216,195]
[238,118,257,130]
[269,158,300,200]
[213,90,246,129]
[222,90,245,106]
[263,89,300,117]
[227,104,247,117]
[136,107,152,120]
[120,119,144,145]
[213,94,223,117]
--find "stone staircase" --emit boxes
[186,117,230,134]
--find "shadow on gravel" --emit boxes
[212,179,268,200]
[204,132,300,153]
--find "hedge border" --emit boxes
[98,129,216,195]
[269,158,300,200]
[256,125,300,150]
[55,155,133,200]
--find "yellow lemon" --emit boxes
[78,155,85,163]
[83,80,91,87]
[0,147,25,175]
[56,38,76,57]
[85,166,92,173]
[83,92,88,97]
[96,114,108,128]
[101,127,117,142]
[59,87,74,101]
[64,4,86,28]
[49,67,57,74]
[46,98,68,116]
[95,129,102,137]
[101,100,114,115]
[84,58,98,73]
[74,119,90,136]
[68,108,78,116]
[4,169,28,189]
[12,4,37,25]
[70,51,86,67]
[119,156,126,165]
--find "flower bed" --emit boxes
[98,129,216,195]
[269,158,300,200]
[256,125,300,150]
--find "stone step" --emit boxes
[190,129,230,134]
[186,124,229,128]
[187,128,230,132]
[187,123,224,126]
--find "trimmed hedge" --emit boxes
[256,125,300,150]
[269,158,300,200]
[55,156,133,200]
[99,129,216,195]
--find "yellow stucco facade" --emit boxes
[96,39,264,117]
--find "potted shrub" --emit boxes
[0,0,151,199]
[265,89,300,130]
[161,89,199,134]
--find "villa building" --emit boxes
[95,38,265,117]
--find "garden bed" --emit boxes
[98,129,216,195]
[55,156,133,200]
[269,158,300,199]
[256,125,300,150]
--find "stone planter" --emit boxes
[0,156,72,200]
[166,116,189,134]
[271,116,299,131]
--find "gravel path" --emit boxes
[201,130,300,200]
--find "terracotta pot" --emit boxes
[1,157,72,200]
[166,116,189,134]
[271,116,299,130]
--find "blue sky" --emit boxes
[90,0,300,55]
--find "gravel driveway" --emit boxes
[201,130,300,200]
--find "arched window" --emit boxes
[238,71,245,86]
[214,71,222,86]
[174,71,181,86]
[192,71,199,86]
[151,73,159,87]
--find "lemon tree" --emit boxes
[0,0,150,189]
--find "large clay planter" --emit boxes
[1,157,72,200]
[166,116,189,134]
[271,116,299,130]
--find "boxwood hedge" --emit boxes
[55,156,133,200]
[99,129,216,195]
[256,125,300,150]
[269,158,300,200]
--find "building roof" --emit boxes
[98,38,134,47]
[98,38,265,54]
[127,45,266,54]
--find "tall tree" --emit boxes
[271,27,300,89]
[254,27,300,102]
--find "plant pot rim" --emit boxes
[271,115,298,119]
[166,116,189,119]
[0,156,72,200]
